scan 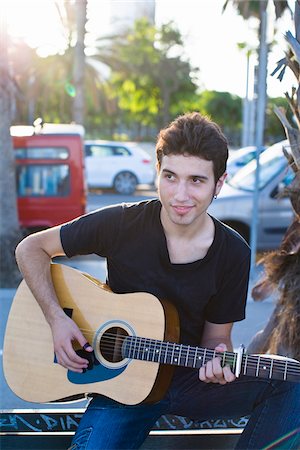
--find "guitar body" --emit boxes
[3,264,180,405]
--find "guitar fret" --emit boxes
[284,359,288,381]
[189,349,195,367]
[193,348,198,368]
[171,343,176,364]
[145,338,151,361]
[130,336,135,359]
[124,335,300,387]
[256,356,261,377]
[269,357,274,379]
[150,339,156,361]
[243,354,248,375]
[203,348,207,365]
[163,342,169,364]
[213,349,216,362]
[173,345,181,365]
[158,340,162,363]
[261,357,271,378]
[126,337,133,358]
[181,346,186,366]
[137,337,143,360]
[138,337,143,359]
[177,345,182,365]
[133,337,140,359]
[196,348,203,368]
[185,345,190,367]
[151,340,157,362]
[233,352,237,373]
[166,343,173,365]
[154,340,161,362]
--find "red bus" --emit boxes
[12,124,87,231]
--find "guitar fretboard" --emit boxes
[122,336,300,383]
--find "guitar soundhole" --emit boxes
[100,327,129,363]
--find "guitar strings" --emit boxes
[94,343,300,376]
[74,327,284,369]
[77,330,300,375]
[80,330,300,372]
[74,325,300,371]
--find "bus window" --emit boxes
[15,147,69,159]
[12,125,86,229]
[17,164,70,197]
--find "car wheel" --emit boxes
[113,171,138,195]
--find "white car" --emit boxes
[209,140,295,250]
[227,146,267,178]
[85,140,155,195]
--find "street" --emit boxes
[0,188,275,410]
[86,185,158,213]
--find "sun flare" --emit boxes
[3,0,66,56]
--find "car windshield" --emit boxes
[227,146,288,192]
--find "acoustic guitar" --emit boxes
[3,264,300,405]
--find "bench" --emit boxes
[0,409,248,449]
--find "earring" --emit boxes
[214,195,217,199]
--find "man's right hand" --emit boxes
[50,315,93,373]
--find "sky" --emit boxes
[3,0,296,98]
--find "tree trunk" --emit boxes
[0,9,23,287]
[72,0,87,125]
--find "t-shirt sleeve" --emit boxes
[60,204,124,258]
[204,252,250,324]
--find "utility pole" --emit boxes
[250,0,268,276]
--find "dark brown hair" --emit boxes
[257,219,300,360]
[156,112,228,181]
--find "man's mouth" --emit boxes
[172,205,194,215]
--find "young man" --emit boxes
[15,112,300,449]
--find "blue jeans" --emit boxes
[70,368,300,449]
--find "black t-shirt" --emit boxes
[60,199,250,346]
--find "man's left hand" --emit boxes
[199,343,236,385]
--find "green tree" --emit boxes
[0,10,23,287]
[97,19,200,133]
[72,0,87,125]
[265,97,292,143]
[11,0,95,127]
[197,90,242,146]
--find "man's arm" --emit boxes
[15,227,93,373]
[199,321,236,385]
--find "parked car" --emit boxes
[208,140,295,250]
[84,140,155,195]
[227,145,266,178]
[12,123,87,231]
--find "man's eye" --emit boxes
[165,173,174,180]
[192,177,201,183]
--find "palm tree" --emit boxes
[0,9,23,287]
[223,0,291,270]
[72,0,87,125]
[223,0,290,147]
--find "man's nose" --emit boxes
[174,181,189,201]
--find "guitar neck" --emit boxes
[122,336,300,383]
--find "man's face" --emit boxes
[157,154,226,227]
